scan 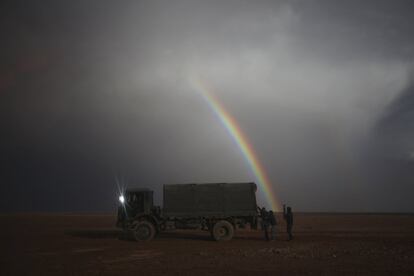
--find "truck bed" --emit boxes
[162,183,258,217]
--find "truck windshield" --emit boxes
[126,193,144,212]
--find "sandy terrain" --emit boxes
[1,213,414,275]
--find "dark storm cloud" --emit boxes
[356,80,414,211]
[373,81,414,159]
[1,0,413,212]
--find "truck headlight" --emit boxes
[119,195,125,204]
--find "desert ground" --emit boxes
[1,213,414,275]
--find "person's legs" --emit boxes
[271,225,276,240]
[287,224,293,240]
[264,224,269,241]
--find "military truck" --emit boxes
[116,182,260,241]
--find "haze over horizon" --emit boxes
[1,0,413,212]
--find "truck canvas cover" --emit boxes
[163,182,257,217]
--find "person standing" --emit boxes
[283,204,293,241]
[268,210,277,241]
[260,207,270,241]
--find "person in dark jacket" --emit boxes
[268,210,277,241]
[283,204,293,240]
[260,207,270,241]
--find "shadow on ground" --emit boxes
[65,229,121,239]
[65,228,265,242]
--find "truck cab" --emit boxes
[116,188,154,228]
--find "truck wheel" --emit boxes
[212,220,234,241]
[133,221,156,241]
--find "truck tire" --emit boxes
[212,220,234,241]
[133,221,156,241]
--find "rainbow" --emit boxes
[190,76,281,211]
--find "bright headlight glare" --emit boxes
[119,195,125,204]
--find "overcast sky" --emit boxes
[1,0,413,212]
